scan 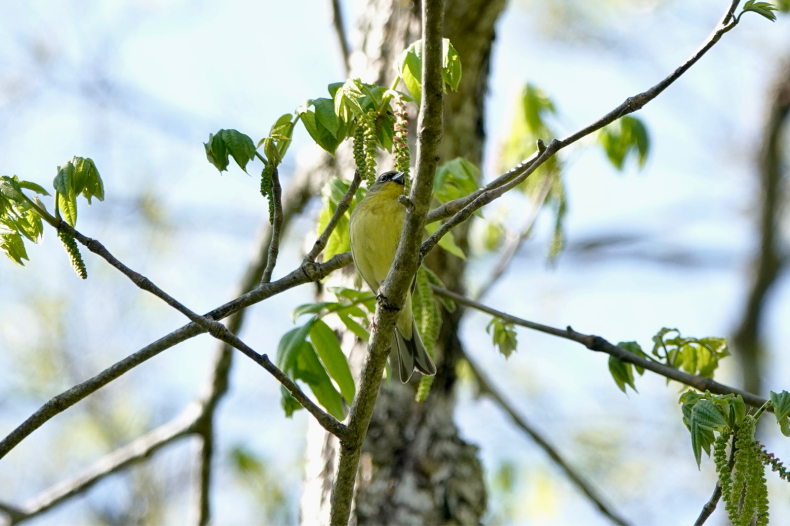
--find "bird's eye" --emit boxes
[379,174,388,182]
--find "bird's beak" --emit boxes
[392,171,406,186]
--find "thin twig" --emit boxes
[262,166,284,284]
[423,4,740,236]
[64,220,346,437]
[694,433,738,526]
[304,169,362,263]
[0,252,353,461]
[431,286,771,409]
[329,0,351,76]
[4,405,200,525]
[328,1,446,523]
[464,352,631,526]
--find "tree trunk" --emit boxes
[300,1,507,524]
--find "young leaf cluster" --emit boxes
[651,327,728,378]
[53,156,105,227]
[204,129,257,173]
[2,157,105,275]
[486,317,518,358]
[607,329,728,394]
[0,176,48,265]
[278,288,376,419]
[738,1,779,22]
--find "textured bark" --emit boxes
[732,57,790,396]
[300,1,506,524]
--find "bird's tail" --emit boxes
[394,322,437,383]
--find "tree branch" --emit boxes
[3,404,200,525]
[423,2,740,243]
[304,170,362,263]
[329,0,351,76]
[0,252,353,461]
[59,221,347,437]
[464,352,630,526]
[261,166,284,284]
[0,174,324,524]
[329,1,445,523]
[431,286,771,408]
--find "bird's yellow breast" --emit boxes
[349,182,406,292]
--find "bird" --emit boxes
[349,170,437,383]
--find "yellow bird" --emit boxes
[349,170,437,383]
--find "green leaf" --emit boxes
[313,98,342,139]
[742,0,778,21]
[338,312,370,341]
[16,210,44,243]
[280,385,302,417]
[424,221,466,259]
[259,113,295,166]
[333,81,365,124]
[292,341,345,420]
[616,341,648,375]
[0,231,28,265]
[74,157,104,204]
[689,399,728,468]
[433,158,480,205]
[276,323,314,373]
[204,129,256,172]
[598,116,650,171]
[770,391,790,436]
[310,320,356,403]
[486,317,518,358]
[522,84,556,133]
[292,302,337,321]
[608,356,636,394]
[17,180,50,196]
[298,109,346,155]
[397,40,424,105]
[397,38,463,104]
[442,39,462,91]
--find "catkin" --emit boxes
[59,230,87,279]
[260,164,275,224]
[393,94,411,189]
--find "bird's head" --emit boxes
[367,171,406,197]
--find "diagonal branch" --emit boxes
[431,286,771,409]
[304,169,362,263]
[3,404,200,525]
[423,1,741,241]
[59,221,346,437]
[0,174,324,525]
[0,252,353,461]
[464,352,631,526]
